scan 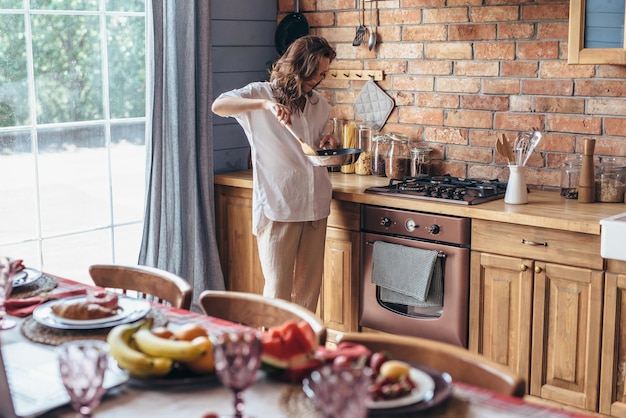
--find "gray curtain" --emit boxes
[140,0,225,312]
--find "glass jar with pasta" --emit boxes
[340,121,357,174]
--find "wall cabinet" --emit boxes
[214,185,361,339]
[470,219,604,412]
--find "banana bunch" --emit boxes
[133,329,203,362]
[107,321,174,378]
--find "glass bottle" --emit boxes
[385,133,410,179]
[595,157,626,203]
[560,154,582,199]
[355,124,373,175]
[410,145,432,177]
[371,135,388,177]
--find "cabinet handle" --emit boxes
[535,266,543,274]
[520,264,528,271]
[521,239,548,247]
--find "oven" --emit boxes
[359,205,471,347]
[359,175,508,347]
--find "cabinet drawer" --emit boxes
[472,219,602,270]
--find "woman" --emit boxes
[211,36,337,312]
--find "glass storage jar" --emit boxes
[354,124,373,175]
[410,145,432,177]
[595,157,626,203]
[371,135,388,176]
[560,154,582,199]
[385,133,410,179]
[340,121,357,174]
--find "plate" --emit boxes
[126,368,218,389]
[12,268,43,288]
[32,296,151,330]
[366,367,436,409]
[368,363,453,415]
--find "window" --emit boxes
[568,0,626,64]
[0,0,147,283]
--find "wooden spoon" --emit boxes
[271,104,318,156]
[501,134,516,165]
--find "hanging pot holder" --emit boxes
[353,79,395,131]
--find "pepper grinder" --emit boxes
[578,138,595,203]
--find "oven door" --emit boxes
[360,232,469,347]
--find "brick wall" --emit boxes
[280,0,626,189]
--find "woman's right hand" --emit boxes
[267,101,292,127]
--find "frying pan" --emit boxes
[274,0,310,56]
[307,148,362,167]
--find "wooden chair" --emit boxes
[337,332,526,398]
[198,290,327,346]
[88,264,193,310]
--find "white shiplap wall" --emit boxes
[211,0,277,172]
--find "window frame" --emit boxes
[568,0,626,64]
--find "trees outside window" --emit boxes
[0,0,147,283]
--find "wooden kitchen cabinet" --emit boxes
[470,219,604,412]
[214,185,264,294]
[600,260,626,417]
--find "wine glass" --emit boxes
[0,256,18,330]
[57,340,109,418]
[210,330,263,418]
[302,363,373,418]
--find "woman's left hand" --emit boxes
[319,134,337,149]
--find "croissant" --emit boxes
[52,300,119,320]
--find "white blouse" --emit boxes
[217,82,332,235]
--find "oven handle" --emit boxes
[365,241,447,258]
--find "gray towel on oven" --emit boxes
[380,259,443,308]
[371,241,440,304]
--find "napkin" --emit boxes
[5,288,87,317]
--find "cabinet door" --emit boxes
[321,227,360,336]
[215,185,264,294]
[600,272,626,417]
[469,251,533,386]
[531,262,603,411]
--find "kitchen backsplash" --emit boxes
[284,0,626,191]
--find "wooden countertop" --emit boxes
[215,170,626,235]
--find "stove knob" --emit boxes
[380,217,392,227]
[405,219,417,232]
[428,224,441,235]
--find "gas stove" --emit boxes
[365,174,508,205]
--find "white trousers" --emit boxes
[256,218,328,312]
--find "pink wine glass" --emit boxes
[58,340,109,418]
[0,256,18,330]
[302,363,373,418]
[210,330,263,418]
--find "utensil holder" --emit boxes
[505,165,528,205]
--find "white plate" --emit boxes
[366,367,436,410]
[12,268,43,288]
[33,296,151,330]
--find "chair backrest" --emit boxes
[88,264,193,310]
[337,332,525,398]
[198,290,327,346]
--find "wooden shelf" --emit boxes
[327,69,384,81]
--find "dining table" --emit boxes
[2,271,601,418]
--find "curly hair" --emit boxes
[270,36,336,113]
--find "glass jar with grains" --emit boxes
[354,124,373,175]
[560,154,582,199]
[371,135,388,176]
[595,157,626,203]
[410,145,432,177]
[385,133,410,179]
